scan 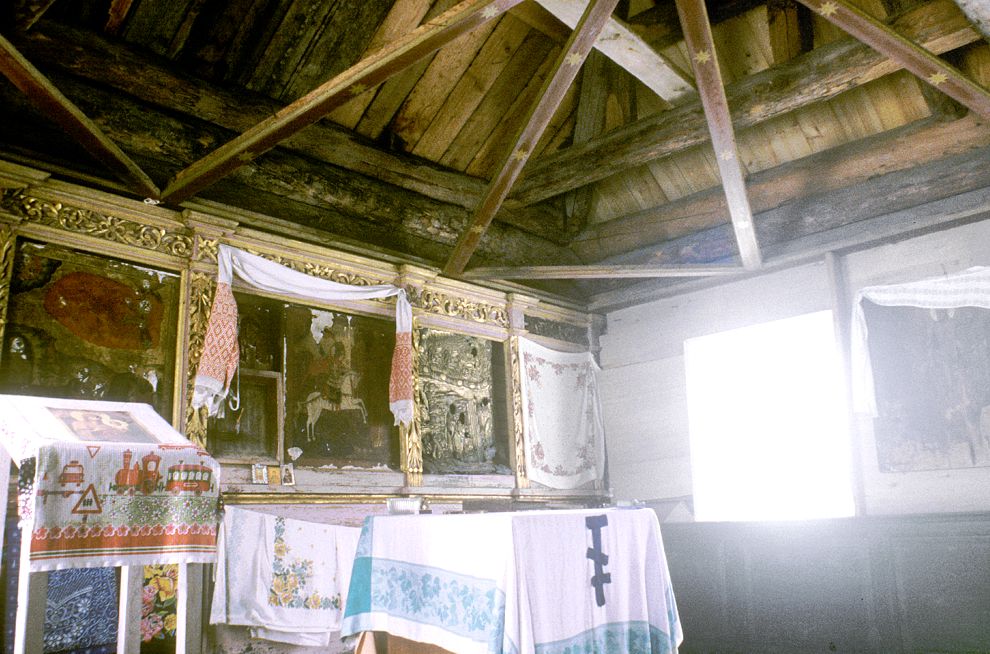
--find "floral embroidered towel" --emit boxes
[210,506,360,647]
[517,338,606,489]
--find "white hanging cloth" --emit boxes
[192,245,413,426]
[850,266,990,416]
[517,338,606,490]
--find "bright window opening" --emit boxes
[684,310,855,522]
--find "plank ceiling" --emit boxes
[1,0,990,308]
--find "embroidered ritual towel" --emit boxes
[504,508,682,654]
[517,338,606,489]
[192,281,239,417]
[341,512,515,654]
[850,266,990,415]
[192,245,413,425]
[26,441,220,571]
[210,506,360,646]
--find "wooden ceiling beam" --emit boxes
[463,264,745,279]
[534,0,695,104]
[797,0,990,120]
[674,0,761,269]
[0,33,159,200]
[510,0,979,206]
[11,21,564,241]
[443,0,622,276]
[159,0,526,205]
[573,112,990,260]
[588,155,990,311]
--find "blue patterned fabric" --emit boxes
[2,518,20,654]
[350,558,505,651]
[44,568,119,654]
[532,622,673,654]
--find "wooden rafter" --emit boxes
[105,0,136,34]
[797,0,990,120]
[13,0,58,31]
[674,0,761,270]
[462,264,745,279]
[509,0,979,206]
[0,34,159,200]
[159,0,525,205]
[442,0,622,276]
[534,0,695,103]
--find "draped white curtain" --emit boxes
[851,266,990,415]
[193,245,413,426]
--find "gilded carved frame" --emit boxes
[0,163,603,499]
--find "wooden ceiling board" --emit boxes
[711,7,773,83]
[328,0,434,129]
[443,0,623,275]
[961,43,990,86]
[282,1,396,101]
[392,17,502,152]
[244,0,340,96]
[120,0,201,58]
[354,0,460,139]
[766,1,805,64]
[619,164,669,212]
[469,55,573,175]
[524,75,578,155]
[440,32,558,171]
[412,14,532,161]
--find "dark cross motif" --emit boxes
[585,514,611,607]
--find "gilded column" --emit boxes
[0,222,16,366]
[505,293,540,489]
[397,264,438,487]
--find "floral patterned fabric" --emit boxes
[342,509,681,654]
[517,338,605,490]
[141,564,178,645]
[210,506,360,647]
[44,567,119,654]
[342,512,515,654]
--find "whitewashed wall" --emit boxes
[600,216,990,516]
[600,262,832,504]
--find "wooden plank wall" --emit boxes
[599,216,990,515]
[660,511,990,653]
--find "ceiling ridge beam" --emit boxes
[509,0,979,206]
[160,0,526,205]
[675,0,762,269]
[463,264,745,279]
[443,0,622,275]
[797,0,990,120]
[0,33,159,200]
[533,0,695,103]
